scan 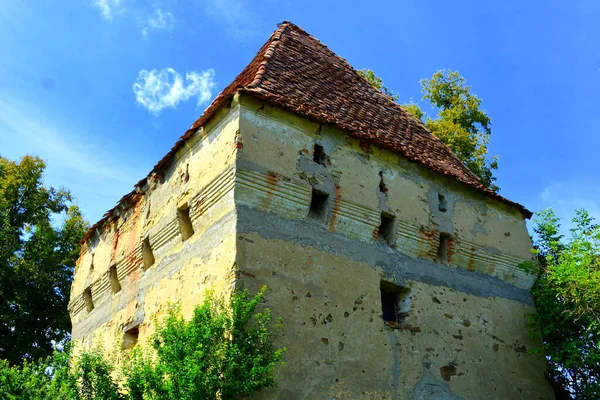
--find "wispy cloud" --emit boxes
[142,8,175,37]
[132,68,216,115]
[202,0,259,38]
[0,95,144,223]
[92,0,125,21]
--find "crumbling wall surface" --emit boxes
[235,95,553,399]
[236,95,535,290]
[69,105,241,355]
[236,211,552,400]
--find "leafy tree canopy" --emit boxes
[531,209,600,399]
[358,69,399,101]
[0,155,88,365]
[358,69,499,191]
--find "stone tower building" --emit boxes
[69,22,553,399]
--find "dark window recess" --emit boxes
[380,281,410,327]
[90,253,94,271]
[436,233,451,265]
[83,287,94,313]
[109,265,121,294]
[142,237,155,270]
[122,326,139,350]
[378,213,396,245]
[177,204,195,241]
[438,193,447,212]
[379,171,388,193]
[313,144,326,165]
[308,189,329,220]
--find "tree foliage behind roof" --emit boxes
[0,155,88,365]
[358,69,499,191]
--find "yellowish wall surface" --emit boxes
[236,232,552,400]
[69,105,240,355]
[236,96,535,289]
[234,94,552,399]
[69,94,552,399]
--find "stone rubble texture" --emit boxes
[70,22,554,400]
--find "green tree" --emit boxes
[531,208,600,399]
[125,287,285,400]
[358,69,399,101]
[0,345,119,400]
[0,155,88,365]
[358,69,498,191]
[421,71,498,191]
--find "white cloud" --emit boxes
[142,8,175,37]
[132,68,216,115]
[92,0,124,21]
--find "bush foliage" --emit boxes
[0,287,284,400]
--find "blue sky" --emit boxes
[1,0,599,233]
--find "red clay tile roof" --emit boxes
[81,21,531,244]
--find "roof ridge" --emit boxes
[247,22,289,89]
[246,23,483,184]
[80,20,531,244]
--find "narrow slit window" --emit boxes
[122,325,140,350]
[142,237,155,270]
[438,193,447,212]
[436,233,451,265]
[109,265,121,294]
[379,171,388,193]
[313,144,326,165]
[380,281,410,328]
[177,203,195,241]
[308,189,329,221]
[83,287,94,313]
[378,213,396,245]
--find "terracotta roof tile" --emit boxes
[81,21,530,244]
[191,21,530,218]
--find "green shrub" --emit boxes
[0,287,284,400]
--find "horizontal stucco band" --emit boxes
[71,209,237,340]
[236,205,534,306]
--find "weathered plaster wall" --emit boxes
[236,208,551,399]
[69,93,552,399]
[234,94,552,399]
[236,96,534,289]
[69,105,240,355]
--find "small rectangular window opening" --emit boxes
[122,325,140,350]
[177,203,195,241]
[378,213,396,245]
[438,193,447,212]
[313,144,326,165]
[308,189,329,221]
[380,281,410,328]
[436,233,451,265]
[83,287,94,313]
[109,265,121,294]
[142,237,155,270]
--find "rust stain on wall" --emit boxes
[263,171,279,210]
[328,185,342,232]
[418,226,438,259]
